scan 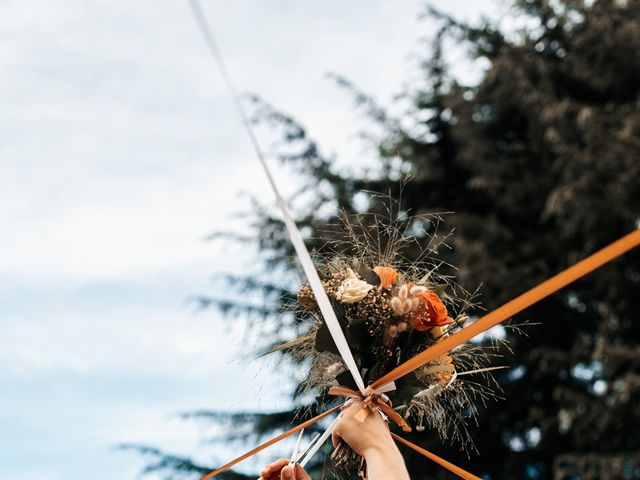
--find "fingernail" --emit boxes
[283,466,292,479]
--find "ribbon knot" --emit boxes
[328,385,412,432]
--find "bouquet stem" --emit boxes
[331,441,366,478]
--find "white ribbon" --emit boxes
[274,196,367,394]
[188,4,398,467]
[187,0,367,395]
[299,414,341,468]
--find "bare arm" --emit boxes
[362,441,410,479]
[260,400,409,479]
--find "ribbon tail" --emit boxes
[375,401,411,432]
[372,229,640,390]
[328,386,363,400]
[391,433,482,480]
[198,405,340,480]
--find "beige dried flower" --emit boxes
[336,277,373,303]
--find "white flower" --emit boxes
[326,362,343,375]
[335,277,373,303]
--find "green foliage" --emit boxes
[136,1,640,478]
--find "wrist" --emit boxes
[362,441,409,480]
[362,437,400,459]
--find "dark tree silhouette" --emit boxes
[127,1,640,478]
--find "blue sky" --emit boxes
[0,1,498,478]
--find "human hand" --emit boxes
[259,458,311,480]
[331,400,395,457]
[331,400,410,480]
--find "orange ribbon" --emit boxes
[391,433,482,480]
[371,229,640,391]
[199,405,341,480]
[199,229,640,480]
[328,386,412,432]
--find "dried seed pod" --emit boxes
[398,284,409,300]
[456,313,470,326]
[410,285,428,296]
[401,300,413,315]
[297,285,318,311]
[390,297,403,315]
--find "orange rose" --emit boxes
[373,266,398,289]
[410,290,454,331]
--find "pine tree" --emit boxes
[128,1,640,478]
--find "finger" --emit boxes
[268,459,290,473]
[261,459,289,477]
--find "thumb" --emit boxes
[280,465,294,480]
[331,420,343,448]
[331,430,340,448]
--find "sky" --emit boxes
[0,1,499,479]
